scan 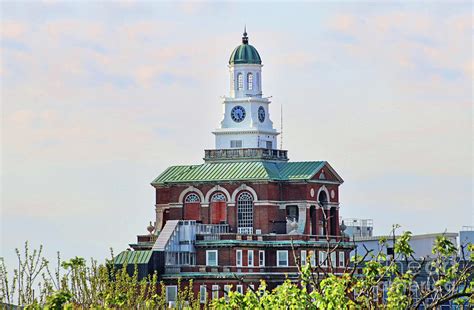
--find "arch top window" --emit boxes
[318,191,328,206]
[237,73,243,90]
[237,192,254,234]
[247,73,253,90]
[185,193,200,203]
[211,192,226,202]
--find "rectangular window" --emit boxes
[230,140,243,148]
[339,252,345,267]
[331,252,337,267]
[310,252,316,266]
[248,250,254,266]
[236,285,243,294]
[236,250,242,267]
[277,250,289,267]
[166,286,177,304]
[259,250,265,266]
[200,285,207,304]
[265,141,272,149]
[301,250,307,266]
[319,251,328,267]
[224,285,231,301]
[237,73,243,90]
[286,205,299,221]
[212,285,219,300]
[248,284,255,293]
[206,250,218,266]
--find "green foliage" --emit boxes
[44,290,73,310]
[0,228,473,309]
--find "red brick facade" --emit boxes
[143,162,353,302]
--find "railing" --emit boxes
[196,223,229,235]
[195,233,349,242]
[238,227,253,235]
[344,218,374,228]
[164,266,181,274]
[204,148,288,162]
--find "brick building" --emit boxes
[115,30,353,305]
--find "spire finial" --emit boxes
[242,26,248,44]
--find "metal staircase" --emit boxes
[152,220,180,251]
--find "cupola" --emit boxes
[228,29,262,65]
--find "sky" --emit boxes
[1,1,472,269]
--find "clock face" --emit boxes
[258,106,265,123]
[231,105,246,122]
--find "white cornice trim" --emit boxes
[222,97,270,104]
[307,180,341,185]
[212,129,279,136]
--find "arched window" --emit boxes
[210,192,227,224]
[237,192,253,234]
[211,192,226,202]
[318,191,328,206]
[184,193,201,221]
[237,73,243,90]
[185,193,200,203]
[247,73,253,90]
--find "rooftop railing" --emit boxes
[196,223,229,235]
[204,148,288,162]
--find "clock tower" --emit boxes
[212,29,279,151]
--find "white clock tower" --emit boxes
[212,29,279,150]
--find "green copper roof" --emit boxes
[229,30,261,65]
[229,44,262,65]
[114,250,152,265]
[152,161,326,185]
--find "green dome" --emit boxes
[229,31,262,65]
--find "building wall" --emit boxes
[352,233,459,260]
[154,180,341,235]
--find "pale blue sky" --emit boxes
[1,1,472,268]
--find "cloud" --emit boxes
[328,14,357,33]
[0,21,27,39]
[327,11,471,76]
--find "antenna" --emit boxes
[280,103,283,149]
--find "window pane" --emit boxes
[200,286,206,303]
[259,250,265,266]
[277,251,288,266]
[207,250,217,266]
[224,285,231,301]
[339,252,345,267]
[212,285,219,299]
[230,140,242,148]
[237,192,253,234]
[166,286,177,302]
[237,73,243,90]
[236,250,242,266]
[301,250,307,266]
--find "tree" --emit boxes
[212,228,473,309]
[1,227,472,309]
